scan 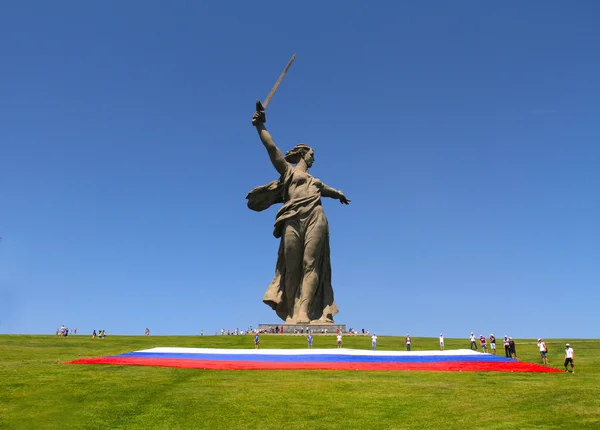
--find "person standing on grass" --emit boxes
[564,343,575,373]
[489,334,496,354]
[504,336,511,357]
[337,333,343,348]
[254,332,260,349]
[537,338,548,364]
[470,332,478,350]
[307,333,313,349]
[371,333,378,350]
[508,337,517,359]
[405,334,411,351]
[439,334,444,351]
[480,335,487,352]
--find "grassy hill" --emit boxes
[1,334,598,429]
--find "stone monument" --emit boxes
[247,101,350,327]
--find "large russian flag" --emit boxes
[66,347,560,372]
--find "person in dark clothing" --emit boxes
[503,336,511,357]
[508,337,517,359]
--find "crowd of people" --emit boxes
[54,325,576,372]
[56,325,106,339]
[92,329,106,339]
[467,332,518,359]
[249,330,576,372]
[56,325,76,336]
[216,327,252,335]
[466,332,574,372]
[211,326,373,335]
[218,326,375,335]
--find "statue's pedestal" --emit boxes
[259,323,346,334]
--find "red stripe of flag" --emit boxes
[65,357,561,372]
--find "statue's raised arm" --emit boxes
[252,105,289,176]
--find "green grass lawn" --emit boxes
[1,334,598,429]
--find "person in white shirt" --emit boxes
[371,333,377,350]
[537,338,548,364]
[564,343,575,373]
[336,334,342,348]
[439,334,444,351]
[405,335,411,351]
[469,332,477,350]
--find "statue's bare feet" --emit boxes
[285,316,296,324]
[314,316,334,324]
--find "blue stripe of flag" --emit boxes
[115,352,516,363]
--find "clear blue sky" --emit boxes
[1,2,598,338]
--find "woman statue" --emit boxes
[247,106,350,324]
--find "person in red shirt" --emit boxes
[479,335,487,353]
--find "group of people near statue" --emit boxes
[92,329,106,339]
[468,332,516,357]
[56,325,76,336]
[55,326,107,339]
[467,332,575,372]
[252,329,576,373]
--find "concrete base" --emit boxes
[259,323,346,334]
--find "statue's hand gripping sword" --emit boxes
[253,54,296,125]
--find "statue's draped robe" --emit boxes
[246,166,339,322]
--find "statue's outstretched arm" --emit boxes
[253,112,288,176]
[320,182,351,205]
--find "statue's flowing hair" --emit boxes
[284,144,313,164]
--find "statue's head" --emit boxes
[285,144,314,167]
